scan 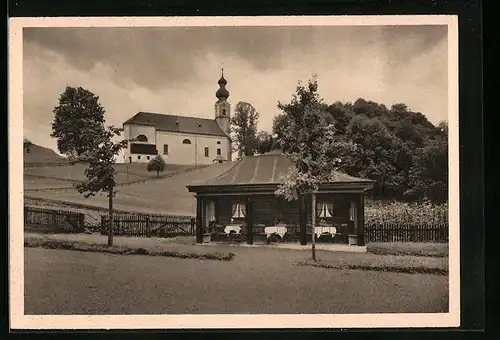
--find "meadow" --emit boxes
[24,161,235,216]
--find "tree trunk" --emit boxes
[108,188,114,247]
[157,170,159,178]
[311,193,317,261]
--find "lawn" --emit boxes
[24,161,236,216]
[24,177,75,191]
[24,246,449,314]
[24,234,449,275]
[367,242,449,257]
[24,163,199,186]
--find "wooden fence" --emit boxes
[24,206,85,233]
[365,223,448,243]
[101,214,195,238]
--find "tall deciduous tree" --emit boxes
[147,155,166,178]
[404,136,448,203]
[274,77,353,261]
[230,101,259,158]
[51,86,106,160]
[51,86,127,246]
[256,131,273,155]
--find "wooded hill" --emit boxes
[270,98,448,203]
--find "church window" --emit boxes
[163,144,169,155]
[217,141,221,145]
[205,147,209,157]
[222,108,226,116]
[137,155,141,160]
[136,134,148,142]
[217,148,221,155]
[147,156,150,160]
[182,139,191,145]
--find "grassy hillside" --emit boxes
[24,143,67,165]
[22,141,235,216]
[24,161,236,216]
[24,162,195,187]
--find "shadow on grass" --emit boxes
[294,260,448,276]
[25,237,235,261]
[366,242,449,258]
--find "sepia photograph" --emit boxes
[9,15,459,329]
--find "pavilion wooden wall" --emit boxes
[213,193,359,228]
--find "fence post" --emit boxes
[51,210,57,226]
[78,213,85,232]
[190,218,195,236]
[101,215,105,235]
[146,217,151,238]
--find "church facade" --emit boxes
[122,71,232,166]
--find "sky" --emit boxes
[23,24,448,159]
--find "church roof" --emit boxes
[187,152,374,192]
[123,112,229,137]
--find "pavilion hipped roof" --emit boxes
[187,151,374,194]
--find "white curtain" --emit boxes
[232,201,246,219]
[349,201,356,221]
[317,201,333,218]
[326,202,334,217]
[207,201,216,222]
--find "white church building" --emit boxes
[122,71,232,166]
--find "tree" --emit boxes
[147,155,166,178]
[256,131,273,155]
[272,113,291,149]
[274,77,352,261]
[437,120,448,137]
[343,114,403,198]
[404,136,448,203]
[23,139,33,153]
[75,126,128,246]
[51,86,106,160]
[230,101,259,158]
[51,86,127,246]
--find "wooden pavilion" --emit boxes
[186,150,374,246]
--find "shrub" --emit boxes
[365,200,448,225]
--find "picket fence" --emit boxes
[365,223,448,243]
[24,206,85,233]
[100,214,195,238]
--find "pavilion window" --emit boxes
[231,201,246,219]
[349,201,356,221]
[207,200,216,222]
[316,201,334,218]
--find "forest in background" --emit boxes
[234,92,448,204]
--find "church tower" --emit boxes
[214,69,231,136]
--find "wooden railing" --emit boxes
[101,214,195,238]
[24,206,85,233]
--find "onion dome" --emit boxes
[216,87,230,99]
[216,69,230,99]
[218,74,227,86]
